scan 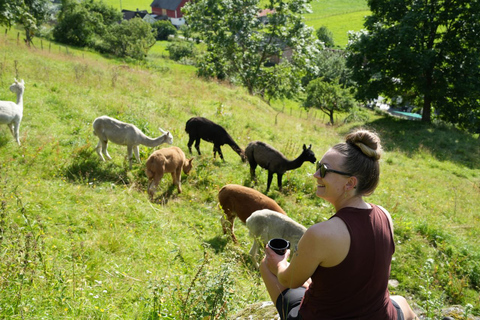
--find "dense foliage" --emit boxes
[316,26,334,48]
[100,18,156,60]
[53,0,121,47]
[0,0,52,44]
[183,0,320,101]
[152,20,177,41]
[53,0,155,60]
[346,0,480,133]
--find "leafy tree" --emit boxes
[101,18,156,60]
[152,20,177,41]
[303,78,356,125]
[53,0,121,48]
[316,26,334,48]
[346,0,480,132]
[183,0,320,100]
[0,0,52,45]
[303,49,353,89]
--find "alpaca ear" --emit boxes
[308,144,312,149]
[159,127,166,134]
[303,144,306,150]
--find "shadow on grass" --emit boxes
[151,185,179,205]
[63,144,144,184]
[345,116,479,169]
[205,235,230,253]
[0,133,12,147]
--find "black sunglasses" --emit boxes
[316,162,353,178]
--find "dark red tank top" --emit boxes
[299,204,397,319]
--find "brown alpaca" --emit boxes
[145,146,194,199]
[218,184,286,243]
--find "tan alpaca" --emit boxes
[218,184,286,243]
[145,146,194,199]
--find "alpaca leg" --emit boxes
[127,146,133,169]
[249,161,258,182]
[249,239,260,268]
[221,212,237,243]
[194,138,201,155]
[277,174,283,191]
[13,123,20,145]
[187,136,195,154]
[8,123,14,136]
[102,141,112,160]
[148,172,163,200]
[95,140,106,161]
[229,217,237,243]
[266,172,274,192]
[133,145,141,164]
[9,123,20,145]
[172,168,182,193]
[215,145,224,161]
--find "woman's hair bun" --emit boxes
[346,129,383,160]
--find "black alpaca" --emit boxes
[185,117,246,162]
[245,141,316,192]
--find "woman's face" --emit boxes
[313,149,350,203]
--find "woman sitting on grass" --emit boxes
[260,129,417,320]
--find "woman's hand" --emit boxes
[264,244,290,276]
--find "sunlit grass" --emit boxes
[0,27,479,319]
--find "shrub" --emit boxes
[100,18,156,60]
[316,26,335,48]
[152,20,177,40]
[166,40,197,63]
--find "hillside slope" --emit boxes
[0,32,479,318]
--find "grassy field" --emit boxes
[0,28,479,320]
[105,0,369,47]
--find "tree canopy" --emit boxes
[346,0,480,133]
[0,0,52,45]
[182,0,320,101]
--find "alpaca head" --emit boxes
[183,158,194,174]
[159,128,174,144]
[302,144,316,164]
[239,150,247,162]
[10,79,25,95]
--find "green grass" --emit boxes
[0,29,479,319]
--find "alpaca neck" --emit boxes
[139,134,166,147]
[285,154,306,171]
[16,91,24,108]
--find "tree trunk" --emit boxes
[422,96,432,122]
[329,111,335,125]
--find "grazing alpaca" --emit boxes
[218,184,286,243]
[145,146,194,199]
[0,79,25,145]
[185,116,246,162]
[246,209,307,267]
[245,141,316,192]
[93,115,173,169]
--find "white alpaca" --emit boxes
[0,79,25,145]
[246,209,307,267]
[92,115,173,169]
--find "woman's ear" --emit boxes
[345,176,358,191]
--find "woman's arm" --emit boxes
[265,218,350,289]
